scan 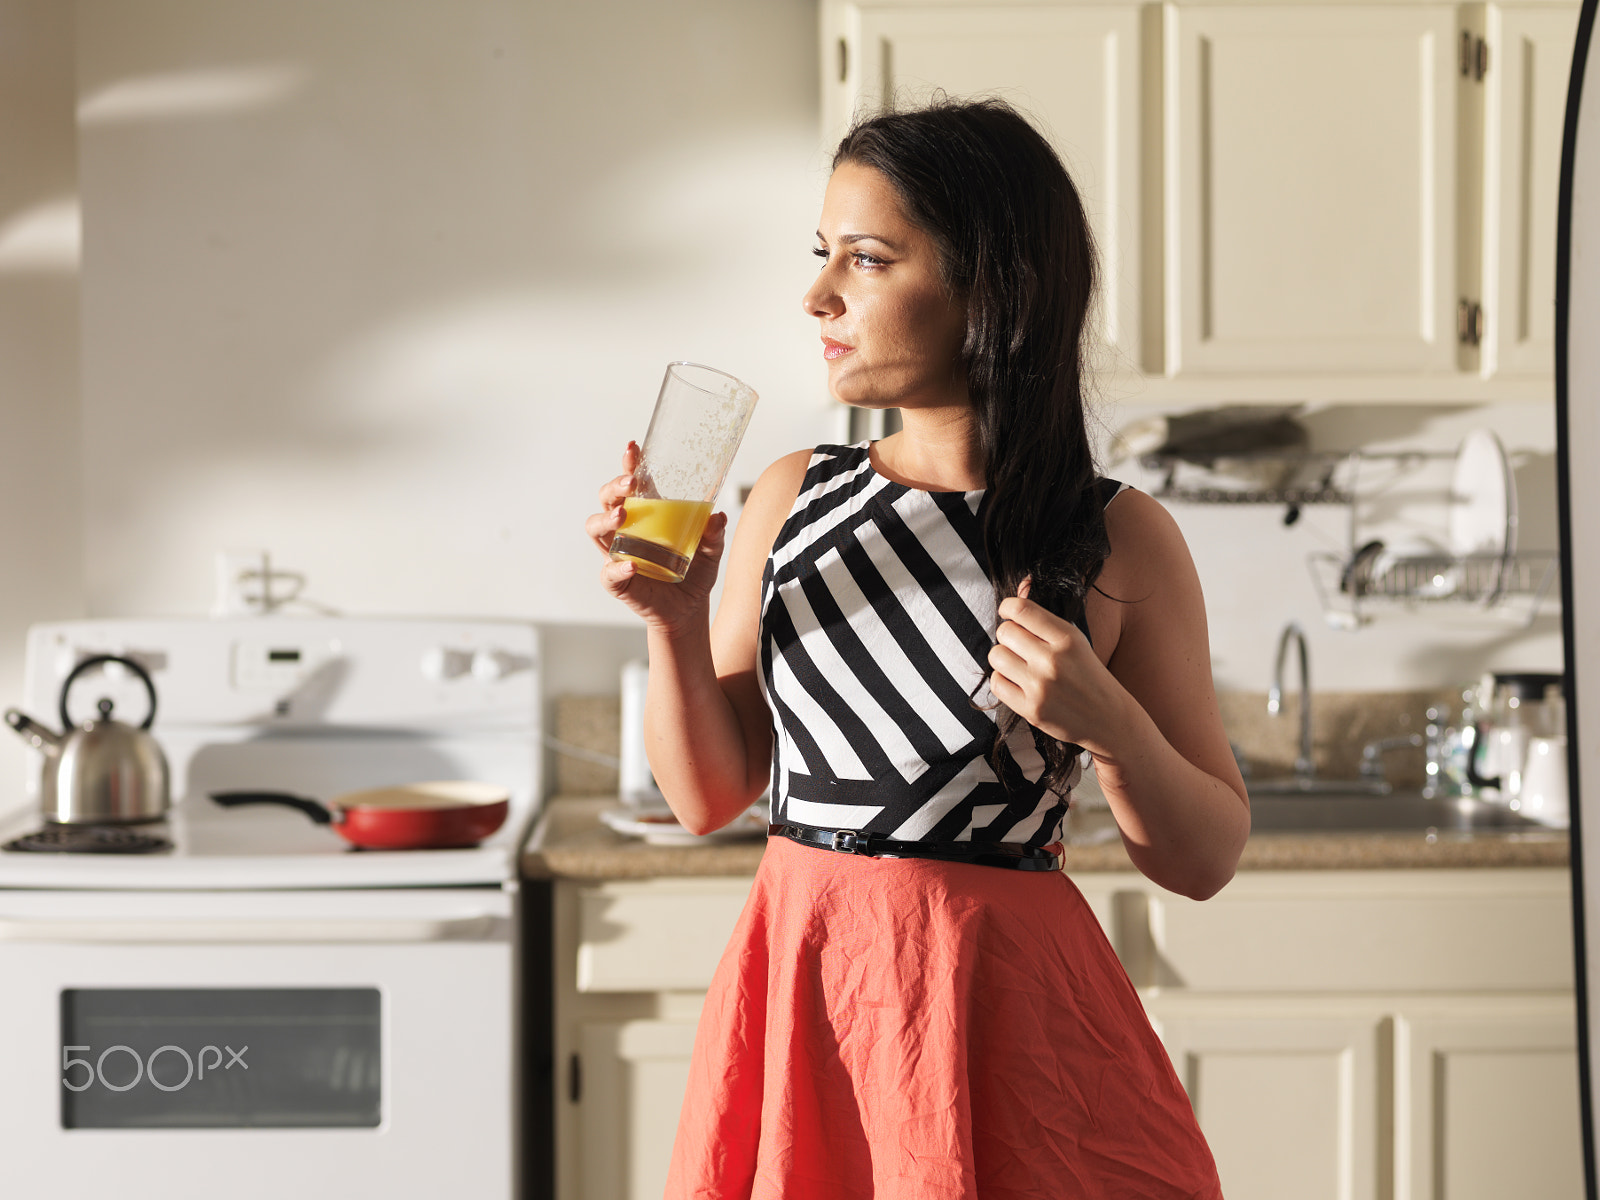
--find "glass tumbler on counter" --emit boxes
[610,362,759,583]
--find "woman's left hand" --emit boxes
[986,579,1123,752]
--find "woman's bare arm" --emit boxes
[987,489,1249,899]
[589,446,811,834]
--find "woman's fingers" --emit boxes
[590,443,643,555]
[585,501,628,553]
[987,667,1024,710]
[997,593,1073,645]
[987,641,1032,688]
[597,443,640,507]
[994,612,1054,661]
[600,557,638,595]
[679,512,730,590]
[598,473,635,509]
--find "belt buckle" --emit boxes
[830,829,869,855]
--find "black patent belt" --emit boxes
[768,823,1061,872]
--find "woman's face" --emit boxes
[802,161,968,412]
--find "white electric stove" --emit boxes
[0,617,546,1200]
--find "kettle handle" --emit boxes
[60,654,158,731]
[1465,720,1501,792]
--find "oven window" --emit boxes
[60,988,381,1129]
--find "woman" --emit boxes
[587,98,1249,1199]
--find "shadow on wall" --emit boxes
[75,0,823,461]
[1514,451,1561,550]
[1297,404,1481,447]
[70,0,829,622]
[1392,614,1566,681]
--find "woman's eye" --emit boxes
[851,251,884,268]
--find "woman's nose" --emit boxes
[802,273,842,319]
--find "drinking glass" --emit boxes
[609,362,759,583]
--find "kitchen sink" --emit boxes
[1246,789,1547,834]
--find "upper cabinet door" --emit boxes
[1166,5,1462,376]
[1483,4,1580,377]
[826,3,1148,371]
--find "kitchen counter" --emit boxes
[520,795,1570,881]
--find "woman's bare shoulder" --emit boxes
[711,448,818,661]
[1085,486,1197,659]
[752,448,815,500]
[1100,486,1193,592]
[736,448,814,539]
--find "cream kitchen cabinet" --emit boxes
[1480,3,1580,378]
[551,866,1579,1200]
[820,0,1581,403]
[552,877,752,1200]
[1102,868,1582,1200]
[1165,3,1462,379]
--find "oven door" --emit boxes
[0,886,516,1200]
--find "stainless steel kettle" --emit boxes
[4,654,169,824]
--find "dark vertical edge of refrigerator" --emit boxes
[518,878,555,1200]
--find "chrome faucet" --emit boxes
[1267,621,1315,781]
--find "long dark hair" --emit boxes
[834,97,1108,794]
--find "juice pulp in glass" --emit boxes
[610,498,714,582]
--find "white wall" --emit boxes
[75,0,831,624]
[0,0,84,789]
[0,0,1567,744]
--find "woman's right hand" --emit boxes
[586,441,729,637]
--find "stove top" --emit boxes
[0,790,534,889]
[3,824,173,854]
[0,617,543,891]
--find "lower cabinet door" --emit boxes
[577,1019,699,1200]
[1147,999,1383,1200]
[1402,999,1583,1200]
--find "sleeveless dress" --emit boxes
[664,443,1222,1200]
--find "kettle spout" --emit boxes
[4,708,64,756]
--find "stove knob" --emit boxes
[421,647,471,681]
[471,649,518,682]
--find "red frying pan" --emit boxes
[210,781,510,850]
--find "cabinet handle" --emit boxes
[838,37,849,84]
[1458,299,1485,346]
[568,1052,582,1103]
[1459,32,1490,81]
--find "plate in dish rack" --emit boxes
[599,803,769,845]
[1448,430,1517,561]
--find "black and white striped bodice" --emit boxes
[758,442,1126,849]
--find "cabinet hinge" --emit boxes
[1459,32,1489,80]
[1458,298,1485,346]
[568,1052,582,1103]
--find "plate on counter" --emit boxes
[599,803,769,846]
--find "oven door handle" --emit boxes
[0,914,503,943]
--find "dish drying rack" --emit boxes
[1144,448,1558,628]
[1144,449,1359,509]
[1307,549,1558,629]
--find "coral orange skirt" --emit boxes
[665,835,1222,1199]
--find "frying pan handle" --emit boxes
[209,791,336,824]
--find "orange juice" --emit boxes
[610,498,714,582]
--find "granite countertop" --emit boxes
[520,795,1570,882]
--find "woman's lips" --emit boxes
[822,337,854,361]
